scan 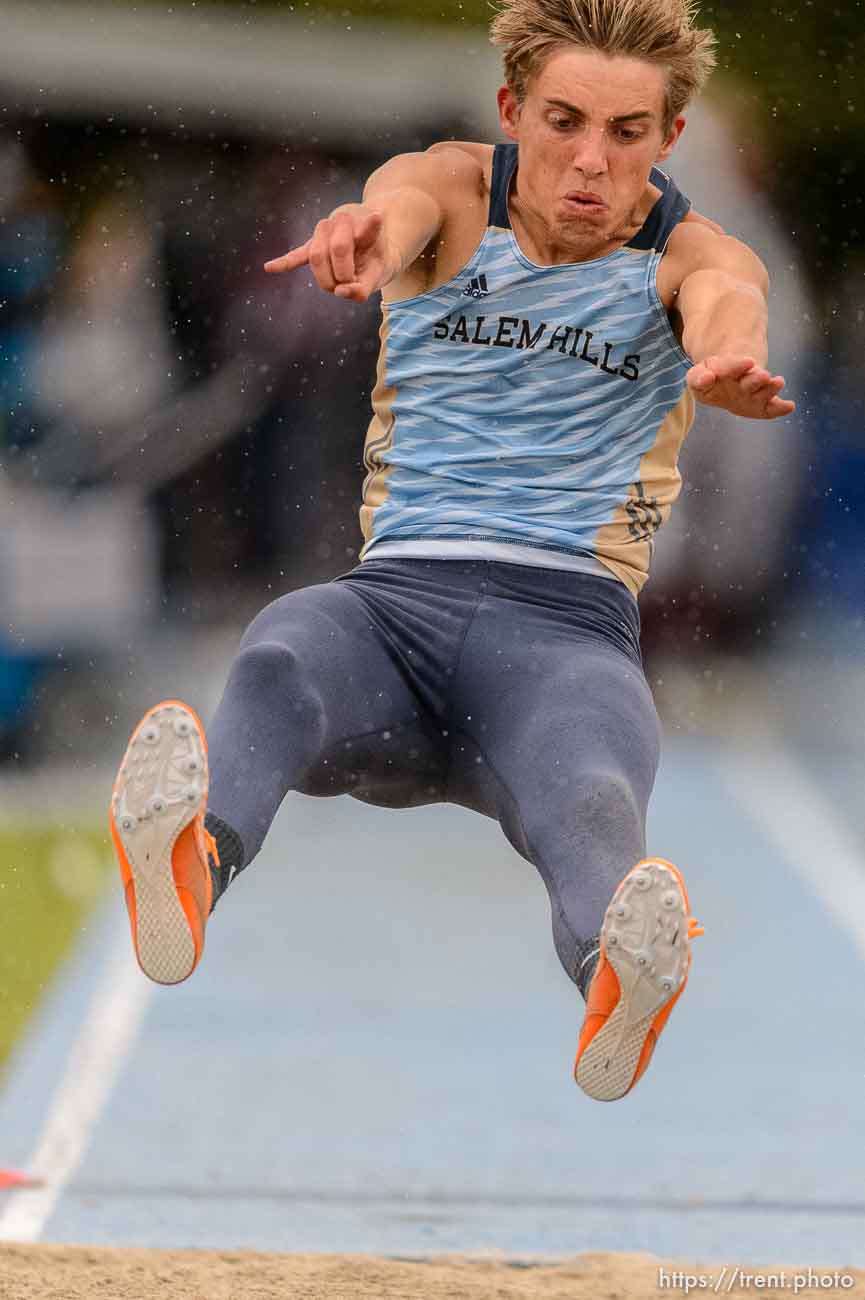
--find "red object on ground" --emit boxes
[0,1168,36,1188]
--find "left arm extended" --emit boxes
[674,231,795,421]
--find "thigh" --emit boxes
[448,578,660,842]
[219,578,448,806]
[449,623,661,959]
[445,569,661,967]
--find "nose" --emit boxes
[572,126,608,179]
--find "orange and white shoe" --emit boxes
[110,699,217,986]
[574,858,703,1102]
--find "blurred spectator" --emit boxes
[21,138,379,607]
[0,132,66,757]
[231,147,380,586]
[793,261,865,622]
[29,182,174,484]
[0,140,161,763]
[147,143,379,598]
[0,133,66,457]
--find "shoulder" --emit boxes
[365,141,487,215]
[424,141,490,202]
[425,140,493,169]
[665,220,769,293]
[681,208,726,237]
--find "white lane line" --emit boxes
[0,925,152,1243]
[721,740,865,963]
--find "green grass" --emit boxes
[0,826,113,1071]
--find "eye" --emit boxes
[616,127,644,143]
[549,115,573,131]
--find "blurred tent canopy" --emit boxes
[0,1,500,145]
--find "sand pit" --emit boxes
[1,1245,863,1300]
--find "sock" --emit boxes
[574,935,601,1001]
[204,811,246,913]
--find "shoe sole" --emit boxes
[111,701,208,985]
[575,860,691,1102]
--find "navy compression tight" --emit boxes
[206,558,661,988]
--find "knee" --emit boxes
[523,768,641,845]
[234,639,300,688]
[569,768,641,827]
[229,641,326,734]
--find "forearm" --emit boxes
[263,147,461,303]
[679,270,769,366]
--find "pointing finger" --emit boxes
[264,241,311,274]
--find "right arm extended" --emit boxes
[263,146,478,303]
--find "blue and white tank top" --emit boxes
[358,143,695,595]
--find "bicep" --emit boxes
[714,234,770,296]
[360,158,440,247]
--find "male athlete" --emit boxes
[110,0,795,1101]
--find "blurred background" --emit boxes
[0,0,863,1266]
[0,0,860,767]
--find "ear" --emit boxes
[498,85,521,141]
[657,115,686,163]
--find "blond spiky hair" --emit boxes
[489,0,717,131]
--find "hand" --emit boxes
[687,355,796,420]
[263,208,399,303]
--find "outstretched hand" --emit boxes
[263,209,398,303]
[687,356,796,420]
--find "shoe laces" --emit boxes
[687,916,704,940]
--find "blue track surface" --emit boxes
[1,736,863,1264]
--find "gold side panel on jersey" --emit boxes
[359,307,397,548]
[594,388,696,595]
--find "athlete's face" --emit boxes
[498,48,685,256]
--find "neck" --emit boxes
[507,173,663,267]
[509,187,621,265]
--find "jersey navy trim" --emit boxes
[488,142,517,228]
[630,166,692,252]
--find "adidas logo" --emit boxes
[463,274,489,299]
